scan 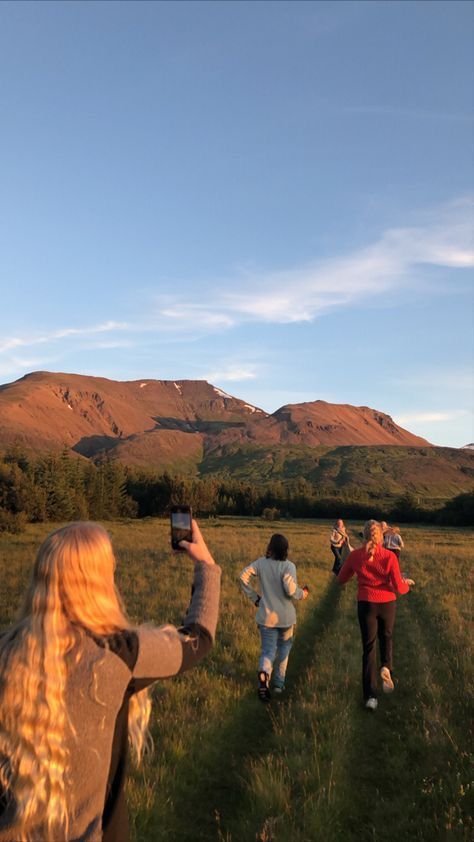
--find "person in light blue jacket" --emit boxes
[239,533,308,701]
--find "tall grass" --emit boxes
[0,518,471,840]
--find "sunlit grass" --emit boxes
[0,517,471,841]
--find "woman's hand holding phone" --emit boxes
[179,519,216,566]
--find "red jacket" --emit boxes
[337,543,409,602]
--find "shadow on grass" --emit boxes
[136,577,343,842]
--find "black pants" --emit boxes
[357,600,396,699]
[331,545,343,575]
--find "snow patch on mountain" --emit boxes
[213,387,233,399]
[244,403,264,414]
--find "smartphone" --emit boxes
[170,505,192,551]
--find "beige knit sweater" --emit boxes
[239,556,304,628]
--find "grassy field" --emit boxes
[0,517,472,841]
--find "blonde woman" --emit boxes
[383,525,405,561]
[337,520,414,711]
[0,520,220,842]
[330,518,349,575]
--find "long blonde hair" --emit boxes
[0,522,151,840]
[362,519,383,562]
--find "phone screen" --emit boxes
[170,506,192,550]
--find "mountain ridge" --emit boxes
[0,370,429,463]
[1,371,472,501]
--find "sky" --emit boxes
[0,0,473,447]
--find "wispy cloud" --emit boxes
[395,410,470,425]
[155,196,474,327]
[160,307,235,330]
[392,367,474,393]
[202,365,258,383]
[78,339,135,350]
[1,198,472,369]
[0,321,129,355]
[0,356,56,379]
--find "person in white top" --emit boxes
[383,526,404,561]
[239,534,308,701]
[330,519,350,575]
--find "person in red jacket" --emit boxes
[337,519,415,710]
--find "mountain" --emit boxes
[0,370,472,501]
[0,370,426,457]
[0,370,266,460]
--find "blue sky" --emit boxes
[0,0,472,447]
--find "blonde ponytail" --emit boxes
[363,519,383,562]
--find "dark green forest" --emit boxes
[0,446,472,532]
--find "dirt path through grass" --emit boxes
[220,584,472,841]
[130,578,343,841]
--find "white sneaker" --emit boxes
[273,686,284,695]
[365,697,378,711]
[380,666,394,693]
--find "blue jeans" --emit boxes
[258,625,294,689]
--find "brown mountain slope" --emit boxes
[0,370,429,463]
[0,371,266,454]
[211,401,429,449]
[273,401,427,445]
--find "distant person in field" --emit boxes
[383,525,404,561]
[330,518,350,575]
[337,519,414,711]
[239,533,308,701]
[0,520,220,842]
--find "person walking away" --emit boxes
[0,519,220,842]
[383,526,404,561]
[337,519,414,711]
[239,533,308,701]
[330,519,349,575]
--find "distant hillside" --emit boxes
[200,442,474,501]
[0,370,472,502]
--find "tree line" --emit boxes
[0,447,472,533]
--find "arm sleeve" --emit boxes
[330,529,339,546]
[337,554,355,585]
[388,552,409,594]
[131,562,221,687]
[239,560,260,603]
[398,536,405,548]
[282,563,304,600]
